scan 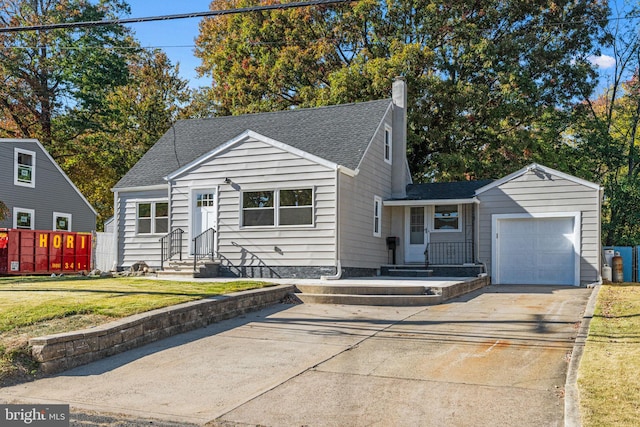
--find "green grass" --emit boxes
[0,275,272,385]
[578,284,640,426]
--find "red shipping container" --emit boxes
[0,229,92,275]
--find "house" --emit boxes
[0,139,96,232]
[113,78,602,286]
[386,164,602,286]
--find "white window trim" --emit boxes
[431,204,462,233]
[53,212,72,231]
[384,125,392,165]
[14,147,36,188]
[13,207,35,230]
[136,200,169,235]
[240,187,315,228]
[373,195,382,237]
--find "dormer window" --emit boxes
[14,148,35,188]
[384,125,392,164]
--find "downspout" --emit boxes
[321,167,342,280]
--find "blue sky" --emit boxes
[125,1,619,93]
[125,1,213,88]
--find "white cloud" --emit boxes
[588,55,616,69]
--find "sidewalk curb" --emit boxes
[565,283,601,427]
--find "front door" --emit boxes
[193,190,217,254]
[405,206,429,263]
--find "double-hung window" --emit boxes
[373,196,382,237]
[242,188,313,227]
[384,125,392,164]
[14,148,35,188]
[137,202,168,234]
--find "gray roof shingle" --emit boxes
[403,180,495,201]
[115,98,392,189]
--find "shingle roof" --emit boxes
[114,98,392,189]
[403,179,495,200]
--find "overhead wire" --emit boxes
[0,0,359,33]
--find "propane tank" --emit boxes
[602,264,612,282]
[612,252,624,283]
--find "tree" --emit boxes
[58,50,191,225]
[195,0,608,180]
[567,4,640,245]
[0,0,135,146]
[0,200,7,221]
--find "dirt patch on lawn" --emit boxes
[0,314,114,387]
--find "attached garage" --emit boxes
[492,214,580,285]
[476,164,602,287]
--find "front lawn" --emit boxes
[578,284,640,426]
[0,275,272,385]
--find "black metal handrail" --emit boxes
[159,228,183,270]
[425,241,474,266]
[193,228,216,270]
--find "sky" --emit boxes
[125,1,213,88]
[124,1,621,93]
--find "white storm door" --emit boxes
[494,215,578,285]
[405,206,429,263]
[193,190,217,253]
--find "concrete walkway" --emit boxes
[0,284,592,426]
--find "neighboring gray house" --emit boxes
[0,139,96,232]
[113,78,602,285]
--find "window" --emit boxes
[242,189,314,227]
[14,148,35,187]
[242,191,275,226]
[137,202,168,234]
[13,207,34,230]
[433,204,460,231]
[53,212,72,231]
[373,196,382,237]
[197,193,215,207]
[410,207,425,244]
[384,125,392,164]
[279,189,313,226]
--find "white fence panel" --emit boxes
[95,232,116,272]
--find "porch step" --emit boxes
[380,264,484,277]
[158,259,220,278]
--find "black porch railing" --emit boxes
[159,228,184,270]
[193,228,216,271]
[426,241,474,266]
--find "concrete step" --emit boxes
[293,276,490,306]
[387,269,433,277]
[296,293,442,306]
[295,284,430,295]
[160,259,220,278]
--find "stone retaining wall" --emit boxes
[441,275,490,301]
[30,285,295,374]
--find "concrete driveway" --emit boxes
[0,284,592,426]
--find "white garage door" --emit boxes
[495,217,577,285]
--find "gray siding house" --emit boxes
[0,139,96,232]
[386,164,602,286]
[113,78,602,285]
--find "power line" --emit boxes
[0,0,359,34]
